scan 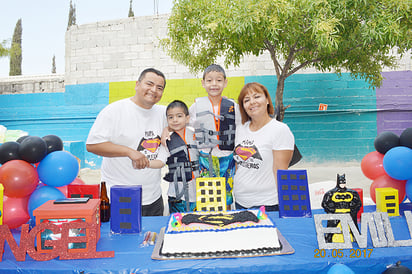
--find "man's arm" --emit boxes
[86,142,149,169]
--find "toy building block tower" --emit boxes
[110,185,142,233]
[376,187,399,216]
[277,169,312,218]
[196,177,226,212]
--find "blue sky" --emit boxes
[0,0,173,77]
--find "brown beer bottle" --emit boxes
[100,181,110,222]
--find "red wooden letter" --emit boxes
[26,222,62,261]
[0,224,30,262]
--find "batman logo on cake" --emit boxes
[137,136,161,153]
[181,211,259,227]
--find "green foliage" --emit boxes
[162,0,411,120]
[128,0,135,17]
[0,39,10,58]
[67,0,77,30]
[52,55,56,74]
[9,18,22,76]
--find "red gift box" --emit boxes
[33,199,100,253]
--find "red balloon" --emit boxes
[361,151,386,180]
[3,195,30,229]
[56,185,68,197]
[0,160,39,198]
[70,178,86,185]
[370,174,406,204]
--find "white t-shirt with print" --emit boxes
[233,119,294,208]
[86,98,167,205]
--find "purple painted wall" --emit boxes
[376,71,412,135]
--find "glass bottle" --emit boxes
[100,181,110,222]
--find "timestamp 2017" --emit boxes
[314,248,373,258]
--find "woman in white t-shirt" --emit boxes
[233,82,295,211]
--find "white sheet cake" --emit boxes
[160,209,281,258]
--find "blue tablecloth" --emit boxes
[1,206,412,273]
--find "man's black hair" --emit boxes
[138,68,166,88]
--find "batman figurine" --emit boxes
[321,174,362,243]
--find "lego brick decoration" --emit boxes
[0,184,3,225]
[196,177,226,212]
[277,169,312,218]
[110,185,142,233]
[68,184,100,199]
[376,187,399,216]
[33,199,100,253]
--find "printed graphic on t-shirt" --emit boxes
[233,142,262,169]
[137,133,161,160]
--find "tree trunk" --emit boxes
[275,75,286,122]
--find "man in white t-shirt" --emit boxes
[86,68,168,216]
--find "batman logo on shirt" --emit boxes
[234,144,263,161]
[137,136,161,153]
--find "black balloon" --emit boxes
[0,141,21,164]
[374,131,400,154]
[42,134,64,154]
[18,136,48,163]
[400,127,412,149]
[16,135,29,143]
[382,261,412,274]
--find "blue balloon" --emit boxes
[37,151,79,187]
[405,179,412,202]
[383,146,412,180]
[327,263,355,274]
[28,185,65,218]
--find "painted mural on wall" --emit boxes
[0,71,411,169]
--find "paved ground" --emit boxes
[291,161,372,196]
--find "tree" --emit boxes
[67,0,77,30]
[0,39,9,58]
[162,0,411,121]
[128,0,135,17]
[9,18,22,76]
[52,55,56,74]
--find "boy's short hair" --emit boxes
[166,100,189,116]
[202,64,226,79]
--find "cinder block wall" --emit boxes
[0,14,411,168]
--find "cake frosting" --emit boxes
[160,208,281,257]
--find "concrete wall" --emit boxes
[0,14,411,168]
[64,14,411,86]
[1,71,411,168]
[376,71,412,136]
[0,74,65,94]
[64,14,320,85]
